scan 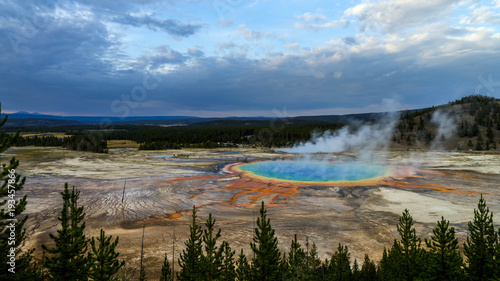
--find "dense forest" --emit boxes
[395,95,500,150]
[9,95,500,153]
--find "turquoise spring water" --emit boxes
[239,160,388,182]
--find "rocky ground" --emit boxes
[3,146,500,279]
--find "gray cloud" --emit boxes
[1,0,500,117]
[112,14,202,37]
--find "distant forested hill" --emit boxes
[7,95,500,151]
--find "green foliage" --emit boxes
[14,133,108,153]
[283,234,306,280]
[177,206,203,281]
[88,229,124,281]
[200,213,224,280]
[329,243,352,281]
[360,254,377,281]
[159,254,173,281]
[388,209,425,281]
[236,249,250,281]
[463,195,498,280]
[0,105,39,280]
[220,241,237,281]
[424,217,464,281]
[308,242,321,273]
[250,201,282,280]
[42,184,89,281]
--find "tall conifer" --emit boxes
[177,206,203,281]
[42,184,89,280]
[220,241,237,281]
[0,105,37,280]
[250,201,282,280]
[392,209,423,281]
[159,253,173,281]
[236,249,250,281]
[88,229,124,281]
[464,195,498,280]
[201,213,223,280]
[424,217,464,281]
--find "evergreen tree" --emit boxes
[250,201,282,280]
[285,234,306,280]
[378,248,390,280]
[308,242,321,273]
[201,213,223,280]
[220,241,237,281]
[424,217,464,281]
[360,254,377,281]
[329,243,351,281]
[42,184,89,281]
[476,134,484,150]
[159,253,173,281]
[392,209,423,281]
[88,228,124,281]
[0,105,39,280]
[236,249,250,281]
[463,195,498,281]
[177,206,203,281]
[352,259,361,281]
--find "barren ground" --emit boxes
[3,146,500,279]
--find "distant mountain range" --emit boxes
[0,110,402,128]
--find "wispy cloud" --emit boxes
[112,14,202,37]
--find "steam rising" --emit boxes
[283,119,397,155]
[283,99,400,157]
[430,110,456,150]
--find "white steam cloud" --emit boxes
[430,110,456,150]
[283,99,400,158]
[282,120,396,154]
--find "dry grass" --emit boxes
[21,132,70,138]
[107,140,140,148]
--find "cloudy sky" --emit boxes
[1,0,500,117]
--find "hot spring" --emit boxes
[238,160,390,183]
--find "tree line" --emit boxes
[14,134,108,153]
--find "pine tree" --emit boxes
[159,253,173,281]
[392,209,423,281]
[201,213,223,280]
[352,259,361,281]
[42,184,89,281]
[463,195,498,281]
[360,254,377,281]
[236,249,250,281]
[88,228,125,281]
[250,201,282,280]
[177,206,203,281]
[0,105,39,280]
[424,217,464,281]
[330,243,351,281]
[308,242,321,273]
[220,241,237,281]
[285,234,306,280]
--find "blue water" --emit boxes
[239,160,388,182]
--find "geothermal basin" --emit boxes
[6,147,500,279]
